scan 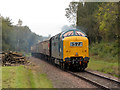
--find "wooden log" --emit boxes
[2,51,27,66]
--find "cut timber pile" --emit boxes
[2,51,27,66]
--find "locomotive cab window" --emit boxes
[60,29,87,39]
[63,31,74,38]
[75,31,86,37]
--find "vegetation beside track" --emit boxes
[88,41,119,77]
[2,65,53,88]
[18,51,31,57]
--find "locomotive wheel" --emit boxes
[69,65,73,71]
[69,65,75,71]
[80,67,85,72]
[63,63,65,69]
[78,62,86,72]
[60,62,63,69]
[75,66,80,72]
[63,63,67,70]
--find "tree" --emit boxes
[65,2,119,43]
[65,2,78,26]
[95,2,119,41]
[77,2,101,43]
[2,16,43,52]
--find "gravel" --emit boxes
[29,57,96,88]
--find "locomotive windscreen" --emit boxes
[60,29,87,39]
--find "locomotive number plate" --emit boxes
[70,42,83,46]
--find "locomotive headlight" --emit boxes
[84,57,90,61]
[65,57,70,61]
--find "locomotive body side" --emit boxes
[50,33,62,59]
[50,33,63,64]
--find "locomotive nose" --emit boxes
[63,36,89,61]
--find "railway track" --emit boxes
[35,57,120,89]
[67,70,120,89]
[85,71,120,84]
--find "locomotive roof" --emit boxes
[62,29,86,35]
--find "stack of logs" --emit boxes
[2,51,27,66]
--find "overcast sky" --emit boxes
[0,0,74,36]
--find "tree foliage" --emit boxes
[65,2,78,26]
[65,2,119,43]
[95,2,119,41]
[2,17,43,52]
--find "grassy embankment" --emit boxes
[2,65,53,88]
[87,41,119,77]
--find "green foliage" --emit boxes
[95,2,119,41]
[90,41,118,63]
[65,2,119,43]
[88,41,119,77]
[77,2,102,43]
[2,16,43,52]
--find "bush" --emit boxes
[90,41,118,62]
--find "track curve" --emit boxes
[66,70,120,89]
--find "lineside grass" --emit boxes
[2,65,53,88]
[87,57,118,77]
[87,41,119,77]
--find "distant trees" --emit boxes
[2,17,13,50]
[65,2,119,44]
[2,16,43,52]
[0,16,2,51]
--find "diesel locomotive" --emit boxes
[31,29,90,71]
